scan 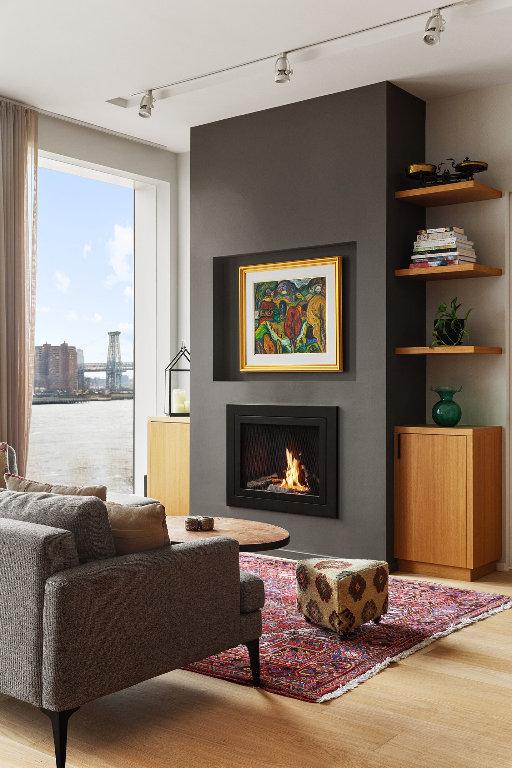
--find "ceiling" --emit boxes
[3,0,512,152]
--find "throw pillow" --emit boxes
[0,489,116,563]
[106,501,170,555]
[0,444,8,489]
[4,473,107,501]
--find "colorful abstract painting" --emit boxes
[239,257,342,371]
[254,275,326,355]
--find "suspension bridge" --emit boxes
[79,331,133,391]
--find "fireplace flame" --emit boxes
[280,448,309,493]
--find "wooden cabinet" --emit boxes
[147,417,190,516]
[394,426,502,581]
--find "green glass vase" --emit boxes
[431,386,462,427]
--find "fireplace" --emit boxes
[226,405,338,517]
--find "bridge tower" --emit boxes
[106,331,123,391]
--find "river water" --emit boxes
[27,400,133,492]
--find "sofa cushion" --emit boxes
[107,492,160,506]
[105,501,170,555]
[240,571,265,614]
[0,490,115,563]
[4,474,107,501]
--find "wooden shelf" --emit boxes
[395,180,502,207]
[395,264,503,281]
[396,346,502,355]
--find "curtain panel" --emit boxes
[0,101,38,475]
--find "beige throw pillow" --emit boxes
[106,502,170,555]
[4,474,107,501]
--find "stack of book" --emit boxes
[410,227,477,268]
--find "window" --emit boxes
[28,160,135,492]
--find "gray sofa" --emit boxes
[0,490,265,768]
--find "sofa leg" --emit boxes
[42,707,79,768]
[246,639,261,687]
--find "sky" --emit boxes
[35,166,134,367]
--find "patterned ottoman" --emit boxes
[296,557,389,635]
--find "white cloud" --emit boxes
[77,312,103,324]
[68,311,102,324]
[105,225,133,287]
[54,270,70,293]
[37,305,51,315]
[83,243,92,259]
[118,322,133,334]
[87,312,103,324]
[124,285,133,300]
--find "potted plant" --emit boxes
[432,297,472,346]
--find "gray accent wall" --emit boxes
[190,82,425,562]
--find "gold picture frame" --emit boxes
[239,256,343,372]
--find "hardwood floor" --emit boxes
[1,571,512,768]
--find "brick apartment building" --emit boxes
[34,342,78,393]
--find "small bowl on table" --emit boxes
[185,516,215,532]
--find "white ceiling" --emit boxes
[2,0,512,152]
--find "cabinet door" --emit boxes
[395,433,467,567]
[148,422,190,516]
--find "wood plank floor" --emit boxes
[1,571,512,768]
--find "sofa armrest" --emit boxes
[0,518,79,707]
[240,571,265,614]
[42,537,241,710]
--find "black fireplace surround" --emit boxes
[226,404,338,517]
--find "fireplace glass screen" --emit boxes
[240,423,320,497]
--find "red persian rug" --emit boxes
[187,553,512,703]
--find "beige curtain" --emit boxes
[0,101,38,475]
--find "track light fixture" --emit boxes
[119,1,466,115]
[423,9,446,45]
[139,90,155,118]
[274,53,293,84]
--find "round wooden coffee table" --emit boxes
[166,516,290,552]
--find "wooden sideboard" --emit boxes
[394,425,502,581]
[147,416,190,516]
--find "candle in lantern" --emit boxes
[172,389,187,413]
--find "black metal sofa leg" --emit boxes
[246,638,261,686]
[42,707,79,768]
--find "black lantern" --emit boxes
[164,343,190,416]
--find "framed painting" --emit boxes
[239,256,342,372]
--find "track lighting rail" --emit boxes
[132,0,466,106]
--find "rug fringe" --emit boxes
[316,599,512,703]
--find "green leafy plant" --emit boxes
[432,297,472,346]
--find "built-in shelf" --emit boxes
[395,180,502,207]
[395,346,502,356]
[395,264,503,281]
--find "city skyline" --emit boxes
[35,165,134,363]
[34,338,134,394]
[35,332,133,364]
